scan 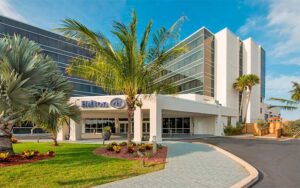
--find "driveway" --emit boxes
[185,137,300,188]
[97,142,248,188]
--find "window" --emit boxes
[84,118,115,133]
[162,118,190,134]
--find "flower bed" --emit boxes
[0,150,55,168]
[94,142,167,165]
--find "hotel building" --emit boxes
[58,27,279,142]
[0,15,279,141]
[0,15,104,96]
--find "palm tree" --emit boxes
[233,75,248,120]
[0,35,77,154]
[233,74,260,123]
[56,10,187,143]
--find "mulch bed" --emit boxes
[94,146,168,164]
[0,155,54,168]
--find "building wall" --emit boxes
[0,15,104,96]
[214,28,239,111]
[243,38,263,122]
[193,116,215,134]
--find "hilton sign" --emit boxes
[81,98,126,109]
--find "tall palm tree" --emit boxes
[0,35,77,154]
[233,74,260,123]
[57,10,187,143]
[233,75,248,119]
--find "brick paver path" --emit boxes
[96,142,249,188]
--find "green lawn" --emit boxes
[0,142,164,188]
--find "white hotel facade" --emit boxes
[59,27,278,142]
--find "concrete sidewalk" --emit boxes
[96,142,249,188]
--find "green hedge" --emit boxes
[224,124,244,136]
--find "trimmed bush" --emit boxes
[106,144,114,151]
[137,144,146,152]
[119,141,127,146]
[0,152,9,161]
[145,144,153,150]
[22,150,35,159]
[113,145,121,153]
[127,144,135,153]
[224,124,244,136]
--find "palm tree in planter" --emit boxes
[0,35,78,154]
[57,10,187,143]
[233,74,260,123]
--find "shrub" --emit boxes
[106,144,114,151]
[47,151,55,157]
[103,126,111,132]
[0,152,9,161]
[127,144,135,153]
[111,142,118,147]
[137,144,146,152]
[144,152,153,158]
[119,141,127,146]
[33,150,40,156]
[284,120,300,137]
[11,137,18,144]
[145,144,153,150]
[113,145,121,153]
[256,119,269,130]
[131,142,137,146]
[224,124,244,136]
[156,144,163,150]
[22,150,35,159]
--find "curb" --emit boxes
[193,142,259,188]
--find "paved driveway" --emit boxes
[97,142,248,188]
[186,137,300,188]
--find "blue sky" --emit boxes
[0,0,299,120]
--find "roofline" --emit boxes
[0,15,73,42]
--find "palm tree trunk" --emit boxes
[239,91,244,120]
[52,133,58,146]
[243,89,252,124]
[127,108,134,143]
[0,134,14,155]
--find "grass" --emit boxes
[0,142,164,188]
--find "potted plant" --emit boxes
[102,126,112,144]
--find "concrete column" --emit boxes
[57,125,66,141]
[69,119,81,141]
[149,100,162,143]
[115,118,120,134]
[133,107,143,143]
[214,105,224,136]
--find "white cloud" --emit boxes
[237,17,258,35]
[0,0,26,22]
[266,0,300,57]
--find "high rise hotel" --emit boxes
[0,15,278,141]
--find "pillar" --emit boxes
[149,100,162,143]
[57,125,66,141]
[214,105,224,136]
[115,118,120,134]
[69,119,81,141]
[133,107,143,143]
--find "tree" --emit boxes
[233,74,260,123]
[233,75,248,120]
[0,35,77,154]
[56,10,187,143]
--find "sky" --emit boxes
[0,0,299,120]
